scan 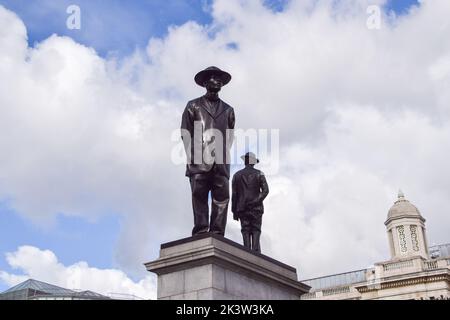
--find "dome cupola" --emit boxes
[385,191,429,260]
[386,190,425,224]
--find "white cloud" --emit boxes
[0,246,156,299]
[0,5,192,276]
[0,0,450,285]
[261,105,450,277]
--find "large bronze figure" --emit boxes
[232,153,269,252]
[181,67,236,236]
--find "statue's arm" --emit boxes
[181,103,193,156]
[227,108,236,148]
[249,173,269,206]
[231,175,238,220]
[259,173,269,202]
[229,108,236,129]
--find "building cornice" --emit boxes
[356,270,450,293]
[385,214,426,226]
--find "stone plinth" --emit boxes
[145,233,310,300]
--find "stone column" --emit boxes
[145,233,310,300]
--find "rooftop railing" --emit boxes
[323,286,351,296]
[382,260,413,271]
[423,260,438,270]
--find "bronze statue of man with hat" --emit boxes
[232,152,269,252]
[181,67,236,236]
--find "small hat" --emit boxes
[241,152,260,164]
[195,66,232,87]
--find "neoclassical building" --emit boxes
[301,191,450,300]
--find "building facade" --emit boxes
[302,192,450,300]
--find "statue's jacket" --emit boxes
[232,166,269,216]
[181,96,235,178]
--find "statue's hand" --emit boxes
[247,200,260,208]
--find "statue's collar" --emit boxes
[204,92,220,102]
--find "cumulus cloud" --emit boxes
[0,246,156,299]
[261,105,450,276]
[0,4,191,277]
[1,0,450,285]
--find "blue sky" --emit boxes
[0,0,421,293]
[0,201,121,292]
[385,0,420,14]
[0,0,213,57]
[0,0,419,57]
[0,201,120,269]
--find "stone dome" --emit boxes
[386,190,424,223]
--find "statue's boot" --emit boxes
[252,231,261,253]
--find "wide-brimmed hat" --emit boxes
[241,152,260,164]
[195,66,232,87]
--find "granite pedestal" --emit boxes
[145,233,310,300]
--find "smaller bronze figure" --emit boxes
[232,152,269,252]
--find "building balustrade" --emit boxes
[423,260,438,270]
[382,260,414,271]
[300,292,317,300]
[322,286,351,296]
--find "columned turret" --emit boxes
[385,191,429,260]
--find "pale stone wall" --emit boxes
[158,264,300,300]
[302,257,450,300]
[146,234,310,300]
[386,218,428,260]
